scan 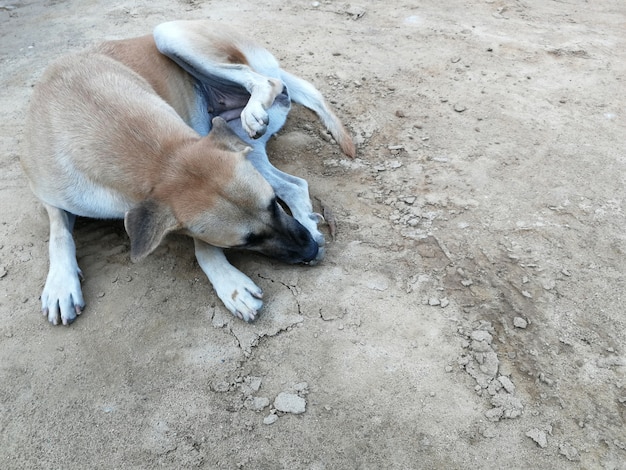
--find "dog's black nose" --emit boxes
[301,240,319,263]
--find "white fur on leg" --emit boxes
[194,239,263,322]
[42,205,85,325]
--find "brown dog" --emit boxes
[21,20,354,325]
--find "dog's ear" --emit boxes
[207,117,252,154]
[124,200,180,262]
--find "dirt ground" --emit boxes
[1,0,625,468]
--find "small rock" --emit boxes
[559,443,580,461]
[245,376,262,393]
[521,290,533,298]
[561,268,571,276]
[274,392,306,414]
[485,407,503,422]
[445,365,453,373]
[454,104,467,113]
[471,330,493,344]
[498,375,516,394]
[440,298,450,308]
[481,425,498,438]
[97,292,105,298]
[395,110,406,118]
[461,279,473,287]
[211,381,230,393]
[244,396,270,412]
[513,317,528,329]
[263,414,278,425]
[479,351,500,377]
[294,382,309,395]
[526,428,547,448]
[428,297,441,306]
[0,266,7,278]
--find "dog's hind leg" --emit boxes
[41,204,85,325]
[194,239,263,322]
[153,21,284,140]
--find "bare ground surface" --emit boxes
[1,1,625,468]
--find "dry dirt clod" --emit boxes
[526,428,548,448]
[274,392,306,414]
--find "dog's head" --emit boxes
[124,117,319,264]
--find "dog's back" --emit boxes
[22,51,197,218]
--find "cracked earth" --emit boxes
[1,0,625,469]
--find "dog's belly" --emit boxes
[36,174,133,220]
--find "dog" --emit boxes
[21,20,355,326]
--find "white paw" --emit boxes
[241,101,269,139]
[212,271,264,322]
[41,267,85,326]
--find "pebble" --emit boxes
[294,382,309,394]
[498,375,516,394]
[559,443,580,461]
[440,298,450,308]
[274,392,306,414]
[471,330,493,344]
[454,104,467,113]
[461,279,473,287]
[428,297,441,306]
[245,396,270,412]
[485,407,503,422]
[263,413,278,425]
[513,317,528,329]
[0,266,7,278]
[526,428,548,448]
[211,381,230,393]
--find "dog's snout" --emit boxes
[301,239,319,263]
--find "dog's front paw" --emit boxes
[41,267,85,326]
[213,271,264,322]
[241,102,269,139]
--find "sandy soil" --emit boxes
[1,0,625,468]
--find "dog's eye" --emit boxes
[245,232,269,247]
[268,197,279,215]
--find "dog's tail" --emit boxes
[280,70,356,158]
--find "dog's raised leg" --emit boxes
[153,22,284,139]
[41,204,85,325]
[194,239,263,322]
